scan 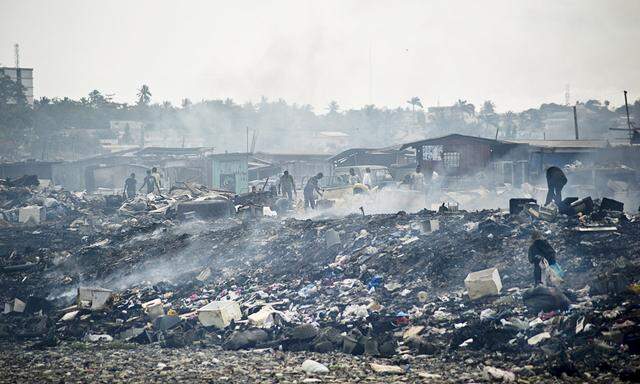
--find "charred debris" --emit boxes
[0,173,640,381]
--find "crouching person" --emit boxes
[528,231,557,286]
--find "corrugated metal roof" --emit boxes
[327,146,410,162]
[506,139,629,149]
[400,134,513,150]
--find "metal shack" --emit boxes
[507,139,636,178]
[510,139,640,203]
[0,160,62,181]
[401,134,530,187]
[209,153,248,194]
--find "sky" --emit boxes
[0,0,639,112]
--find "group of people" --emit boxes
[277,170,324,210]
[122,167,162,199]
[341,168,372,188]
[122,163,568,286]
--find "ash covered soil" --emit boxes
[2,209,640,383]
[0,342,623,383]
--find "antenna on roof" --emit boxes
[564,84,570,106]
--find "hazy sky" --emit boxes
[1,0,638,112]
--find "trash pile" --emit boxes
[0,175,242,230]
[2,194,640,380]
[119,182,235,220]
[0,175,106,227]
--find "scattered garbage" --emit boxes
[369,363,404,374]
[301,359,330,374]
[60,310,79,321]
[143,299,165,320]
[247,305,288,328]
[0,187,639,382]
[600,197,624,212]
[3,298,26,314]
[483,366,515,382]
[509,198,536,215]
[527,331,551,346]
[85,334,114,342]
[523,286,570,312]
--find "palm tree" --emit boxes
[137,85,152,106]
[480,100,495,115]
[326,100,340,114]
[455,99,475,116]
[88,89,106,107]
[406,97,423,113]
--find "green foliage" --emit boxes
[1,77,638,160]
[137,85,152,106]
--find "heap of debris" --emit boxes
[1,179,640,381]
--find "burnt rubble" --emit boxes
[1,176,640,382]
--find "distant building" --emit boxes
[0,67,34,104]
[427,106,457,116]
[401,134,531,188]
[109,120,145,146]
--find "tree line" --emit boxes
[1,77,638,161]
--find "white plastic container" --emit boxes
[464,267,502,300]
[77,287,113,310]
[18,206,46,224]
[197,301,242,328]
[325,229,341,248]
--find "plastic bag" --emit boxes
[541,259,564,287]
[549,262,565,278]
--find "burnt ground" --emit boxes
[0,341,635,383]
[1,209,640,382]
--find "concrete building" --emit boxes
[0,67,34,104]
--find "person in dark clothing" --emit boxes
[278,170,297,201]
[304,172,324,210]
[528,231,557,285]
[545,166,567,205]
[123,173,137,199]
[348,168,360,185]
[139,170,159,194]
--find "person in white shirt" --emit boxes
[362,168,372,188]
[412,165,425,191]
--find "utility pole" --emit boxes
[573,105,579,140]
[608,90,636,144]
[14,43,22,86]
[246,126,249,153]
[624,90,632,141]
[368,43,372,104]
[14,43,19,68]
